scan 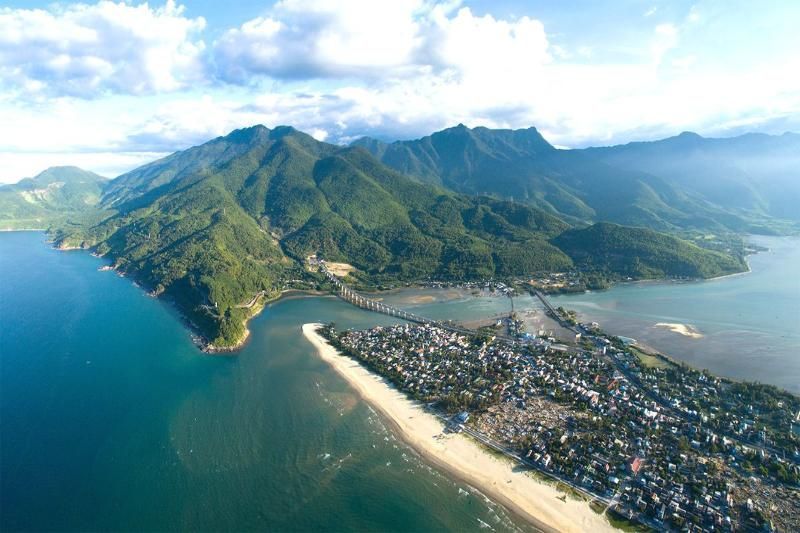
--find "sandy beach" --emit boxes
[302,323,615,533]
[654,322,704,338]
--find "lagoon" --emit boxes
[551,236,800,393]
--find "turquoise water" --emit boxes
[551,236,800,393]
[0,232,533,532]
[2,232,797,531]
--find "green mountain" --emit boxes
[354,125,797,233]
[0,166,107,229]
[554,222,746,279]
[28,126,746,350]
[584,131,800,224]
[51,126,576,348]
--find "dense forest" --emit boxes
[553,222,747,279]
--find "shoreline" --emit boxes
[302,323,616,533]
[204,289,332,353]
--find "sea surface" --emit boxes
[2,232,798,531]
[550,235,800,393]
[0,232,533,532]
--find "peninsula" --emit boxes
[302,323,616,533]
[309,314,800,531]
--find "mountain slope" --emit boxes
[553,222,746,279]
[53,126,575,348]
[0,166,107,229]
[355,125,795,233]
[583,131,800,223]
[45,125,749,350]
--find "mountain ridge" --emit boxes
[355,125,799,233]
[30,125,747,350]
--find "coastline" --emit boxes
[302,323,616,533]
[706,258,752,281]
[205,289,332,353]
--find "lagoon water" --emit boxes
[551,236,800,393]
[1,231,798,530]
[0,232,532,532]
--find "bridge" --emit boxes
[320,264,435,324]
[533,290,577,332]
[319,263,519,341]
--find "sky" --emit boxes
[1,0,798,183]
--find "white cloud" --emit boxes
[1,0,799,183]
[214,0,429,81]
[0,0,207,97]
[213,1,550,82]
[652,23,679,65]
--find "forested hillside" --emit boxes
[0,166,106,229]
[553,222,747,279]
[356,125,798,233]
[51,126,576,348]
[12,125,746,350]
[584,131,800,224]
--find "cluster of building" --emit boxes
[326,322,800,531]
[422,279,516,296]
[526,271,584,292]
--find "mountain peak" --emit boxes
[676,131,703,140]
[30,166,106,185]
[270,125,298,137]
[223,124,271,144]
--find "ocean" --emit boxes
[2,231,798,530]
[0,231,532,532]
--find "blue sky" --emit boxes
[1,0,798,182]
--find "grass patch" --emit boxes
[631,347,674,370]
[606,509,652,532]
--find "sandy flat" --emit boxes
[654,322,704,338]
[302,323,615,533]
[324,262,355,277]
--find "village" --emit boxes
[321,321,800,532]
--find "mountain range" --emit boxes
[3,124,786,349]
[355,125,800,233]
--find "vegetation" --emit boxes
[586,130,800,224]
[553,222,747,279]
[48,126,575,348]
[356,125,800,234]
[0,166,107,229]
[10,125,745,349]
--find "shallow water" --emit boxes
[3,230,796,531]
[0,232,534,532]
[550,235,800,392]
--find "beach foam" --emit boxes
[302,323,615,533]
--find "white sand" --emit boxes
[654,322,704,338]
[302,323,615,533]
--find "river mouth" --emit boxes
[0,231,540,532]
[550,235,800,394]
